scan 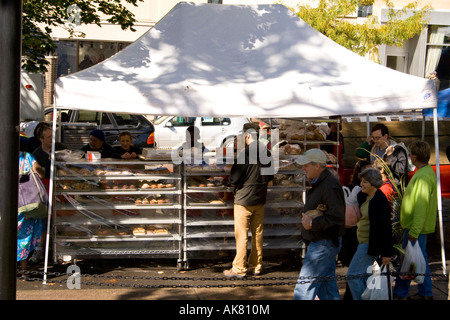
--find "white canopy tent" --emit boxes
[48,2,446,280]
[54,2,436,117]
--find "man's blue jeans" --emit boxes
[394,231,433,298]
[294,238,342,300]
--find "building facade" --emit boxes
[42,0,449,107]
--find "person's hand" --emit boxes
[378,137,389,149]
[301,213,312,230]
[407,234,417,243]
[121,152,132,159]
[385,145,395,156]
[365,135,373,143]
[382,257,391,265]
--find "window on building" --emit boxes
[78,41,118,71]
[357,5,372,18]
[55,40,131,77]
[56,41,78,77]
[386,55,406,73]
[425,25,450,91]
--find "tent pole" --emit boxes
[366,114,370,136]
[433,108,447,275]
[43,106,58,284]
[421,117,425,141]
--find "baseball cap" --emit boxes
[295,148,327,165]
[90,129,105,142]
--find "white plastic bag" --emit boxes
[361,264,393,300]
[400,240,426,284]
[342,185,361,227]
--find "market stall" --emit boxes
[48,2,443,278]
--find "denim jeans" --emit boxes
[393,231,433,298]
[346,243,378,300]
[294,238,342,300]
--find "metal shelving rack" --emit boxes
[51,159,184,270]
[181,156,307,269]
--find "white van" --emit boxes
[152,116,249,149]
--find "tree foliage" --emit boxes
[22,0,142,73]
[285,0,431,61]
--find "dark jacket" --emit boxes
[301,169,345,244]
[384,143,409,188]
[111,145,142,159]
[357,189,393,257]
[81,142,114,158]
[229,140,273,206]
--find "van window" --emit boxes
[77,111,112,125]
[101,113,112,125]
[78,111,99,123]
[113,113,139,127]
[171,117,195,126]
[201,117,231,126]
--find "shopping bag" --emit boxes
[343,186,361,227]
[400,240,426,284]
[361,264,393,300]
[18,171,49,219]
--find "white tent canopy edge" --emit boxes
[53,2,437,118]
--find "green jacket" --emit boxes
[400,165,437,239]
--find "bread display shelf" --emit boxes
[185,215,301,226]
[52,247,181,257]
[185,237,303,251]
[55,174,179,180]
[54,190,181,196]
[54,203,182,209]
[52,159,184,264]
[287,139,336,145]
[186,201,231,208]
[186,186,231,193]
[55,215,181,225]
[185,225,301,239]
[56,233,180,242]
[135,202,174,206]
[185,165,232,175]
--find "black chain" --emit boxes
[18,269,448,289]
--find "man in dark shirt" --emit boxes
[33,125,66,180]
[293,148,345,300]
[223,123,273,278]
[81,129,113,158]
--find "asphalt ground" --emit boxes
[14,245,449,302]
[3,246,446,320]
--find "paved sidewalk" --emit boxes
[15,254,449,301]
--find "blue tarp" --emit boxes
[423,88,450,118]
